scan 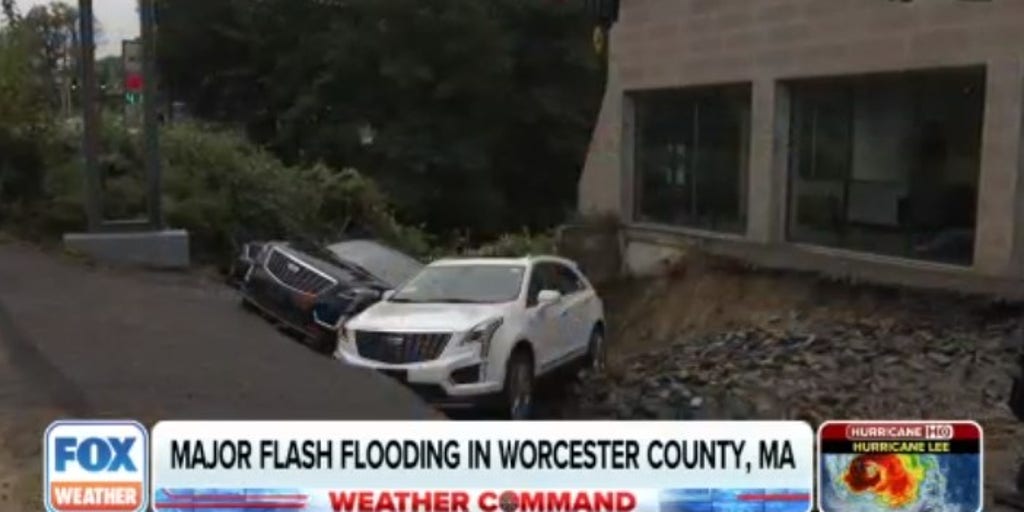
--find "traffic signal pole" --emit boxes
[63,0,187,268]
[77,0,102,231]
[140,0,163,229]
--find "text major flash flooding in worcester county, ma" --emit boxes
[139,421,817,512]
[167,437,784,472]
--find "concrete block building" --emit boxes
[578,0,1024,295]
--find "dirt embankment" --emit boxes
[600,253,1021,359]
[575,252,1023,500]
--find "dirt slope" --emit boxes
[585,252,1024,506]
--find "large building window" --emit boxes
[633,84,751,233]
[786,68,984,265]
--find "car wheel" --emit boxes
[587,327,607,374]
[504,350,534,420]
[240,297,258,313]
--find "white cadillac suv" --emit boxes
[335,256,606,419]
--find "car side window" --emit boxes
[553,263,584,295]
[525,263,553,307]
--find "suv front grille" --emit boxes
[355,331,451,364]
[265,249,335,294]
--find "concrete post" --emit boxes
[973,58,1024,277]
[746,80,784,243]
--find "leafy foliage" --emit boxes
[16,1,83,116]
[163,123,433,265]
[0,0,88,217]
[2,0,600,268]
[463,230,555,258]
[155,0,603,240]
[28,120,433,267]
[0,21,56,213]
[2,0,18,25]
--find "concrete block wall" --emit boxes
[579,0,1024,282]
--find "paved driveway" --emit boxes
[0,241,440,422]
[0,240,445,508]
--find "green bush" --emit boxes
[10,118,563,270]
[9,120,432,269]
[160,123,433,268]
[463,229,555,258]
[0,24,55,220]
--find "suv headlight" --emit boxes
[461,318,503,357]
[260,245,273,263]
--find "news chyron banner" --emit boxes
[817,420,983,512]
[150,420,814,512]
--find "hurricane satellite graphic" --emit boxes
[820,453,980,512]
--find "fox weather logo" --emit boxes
[44,420,149,512]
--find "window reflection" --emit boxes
[633,84,751,233]
[787,68,984,265]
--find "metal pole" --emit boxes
[77,0,101,231]
[140,0,163,229]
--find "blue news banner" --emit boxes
[145,420,816,512]
[659,489,810,512]
[151,488,812,512]
[154,488,310,511]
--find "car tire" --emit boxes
[587,327,607,374]
[503,349,534,420]
[240,297,258,313]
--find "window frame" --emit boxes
[783,66,985,265]
[551,263,585,295]
[630,82,752,233]
[525,263,553,308]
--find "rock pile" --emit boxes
[564,314,1023,429]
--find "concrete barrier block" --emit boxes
[63,229,190,269]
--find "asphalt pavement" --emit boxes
[0,241,441,424]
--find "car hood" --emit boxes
[270,243,385,289]
[347,301,509,332]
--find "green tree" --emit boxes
[21,1,83,115]
[0,16,55,208]
[155,0,602,240]
[2,0,19,25]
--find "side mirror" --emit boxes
[381,290,395,301]
[537,289,562,305]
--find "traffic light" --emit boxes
[122,40,143,108]
[125,72,143,92]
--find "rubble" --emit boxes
[564,314,1021,424]
[535,260,1024,499]
[546,309,1024,499]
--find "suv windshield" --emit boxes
[390,264,526,304]
[327,240,423,288]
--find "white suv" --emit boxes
[335,256,606,419]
